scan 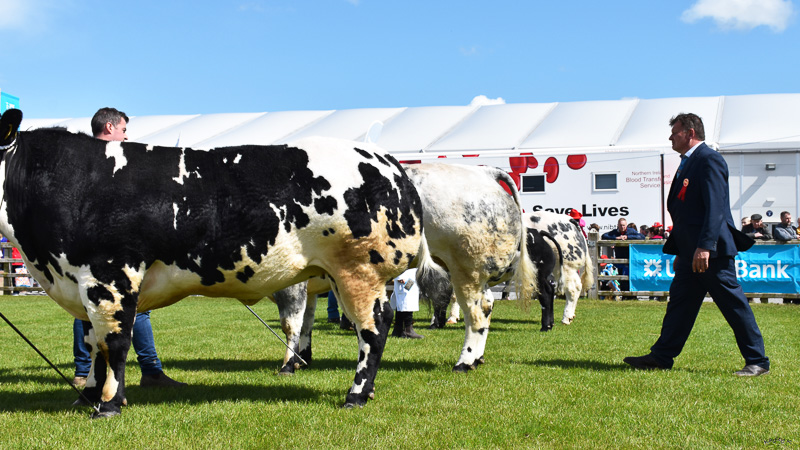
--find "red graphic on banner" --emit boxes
[566,154,587,170]
[544,157,559,183]
[506,153,587,188]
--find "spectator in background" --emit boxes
[602,218,645,294]
[588,223,600,233]
[741,213,772,240]
[648,223,665,240]
[390,268,423,339]
[772,211,797,241]
[741,217,750,230]
[640,224,649,236]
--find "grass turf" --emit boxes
[0,295,798,448]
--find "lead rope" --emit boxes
[245,305,308,367]
[0,311,101,415]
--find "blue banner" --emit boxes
[1,92,20,113]
[629,244,800,294]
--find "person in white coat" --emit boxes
[390,268,424,339]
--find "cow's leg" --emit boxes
[333,278,392,408]
[452,283,493,372]
[296,291,318,367]
[275,282,311,375]
[78,270,140,418]
[538,273,556,331]
[561,275,582,325]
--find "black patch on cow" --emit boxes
[314,196,337,215]
[393,250,403,265]
[467,347,473,353]
[374,153,390,166]
[354,147,373,159]
[477,327,487,335]
[4,130,351,288]
[369,250,385,264]
[387,241,396,248]
[343,163,420,240]
[86,285,115,306]
[66,272,78,284]
[236,266,255,283]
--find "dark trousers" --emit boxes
[650,256,769,370]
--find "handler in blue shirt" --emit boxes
[624,113,770,376]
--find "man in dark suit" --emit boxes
[623,113,770,376]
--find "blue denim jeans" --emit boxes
[327,291,340,320]
[73,311,163,377]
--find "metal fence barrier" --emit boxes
[0,242,44,294]
[587,232,800,302]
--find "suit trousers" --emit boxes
[650,256,769,370]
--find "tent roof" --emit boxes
[19,93,800,155]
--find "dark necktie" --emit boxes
[676,155,688,177]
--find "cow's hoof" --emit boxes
[341,402,364,409]
[91,410,121,419]
[278,363,296,376]
[476,356,485,365]
[452,363,474,373]
[540,325,553,332]
[561,318,574,325]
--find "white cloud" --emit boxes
[470,95,505,107]
[681,0,795,32]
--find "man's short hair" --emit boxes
[781,211,791,219]
[669,113,706,140]
[91,107,129,137]
[750,213,763,222]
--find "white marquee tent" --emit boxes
[19,93,800,155]
[17,93,800,227]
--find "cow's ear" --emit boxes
[0,109,23,147]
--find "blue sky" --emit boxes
[0,0,797,118]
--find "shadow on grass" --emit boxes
[166,357,437,373]
[528,358,630,371]
[0,382,339,413]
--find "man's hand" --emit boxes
[617,235,627,240]
[692,248,710,273]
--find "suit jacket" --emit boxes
[663,143,753,258]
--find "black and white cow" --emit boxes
[277,163,537,374]
[0,109,429,417]
[526,211,594,328]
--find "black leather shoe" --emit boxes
[735,364,769,377]
[623,354,668,370]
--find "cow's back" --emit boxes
[3,131,422,311]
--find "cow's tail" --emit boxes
[494,169,538,309]
[413,231,453,312]
[540,230,563,266]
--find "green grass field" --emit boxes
[1,295,798,448]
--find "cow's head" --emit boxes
[0,109,22,148]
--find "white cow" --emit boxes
[277,163,537,373]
